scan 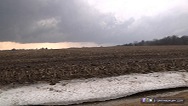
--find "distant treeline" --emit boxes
[123,35,188,46]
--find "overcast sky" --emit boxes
[0,0,188,49]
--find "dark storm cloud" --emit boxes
[0,0,119,43]
[0,0,52,42]
[0,0,188,44]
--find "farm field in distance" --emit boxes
[0,46,188,86]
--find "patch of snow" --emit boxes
[0,71,188,105]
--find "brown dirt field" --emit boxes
[0,46,188,86]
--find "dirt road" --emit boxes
[73,88,188,106]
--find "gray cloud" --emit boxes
[0,0,188,44]
[125,10,188,42]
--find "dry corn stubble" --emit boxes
[0,46,188,86]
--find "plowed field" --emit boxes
[0,46,188,85]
